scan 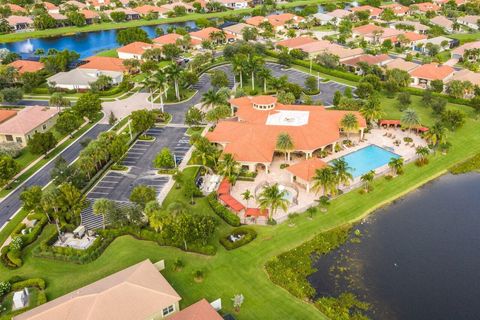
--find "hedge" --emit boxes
[11,278,46,291]
[220,227,257,250]
[0,278,48,320]
[206,193,241,227]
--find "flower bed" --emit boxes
[220,227,257,250]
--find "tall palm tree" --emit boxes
[209,30,226,44]
[257,67,271,93]
[401,109,420,136]
[232,53,247,88]
[217,153,240,183]
[258,183,290,221]
[388,157,404,176]
[360,98,384,124]
[360,170,375,192]
[276,132,294,162]
[166,63,182,101]
[331,158,353,187]
[424,122,447,150]
[312,166,338,196]
[201,89,228,109]
[49,92,70,112]
[340,113,359,141]
[415,146,430,165]
[247,55,264,89]
[93,198,114,229]
[241,189,253,208]
[145,72,168,112]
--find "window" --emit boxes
[16,137,22,143]
[5,135,13,142]
[42,124,47,130]
[162,305,175,316]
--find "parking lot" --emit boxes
[81,126,190,229]
[266,62,354,106]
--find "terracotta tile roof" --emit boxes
[351,5,383,17]
[217,179,231,195]
[327,9,351,18]
[206,96,366,164]
[152,33,183,45]
[8,60,44,74]
[81,9,99,19]
[380,3,409,14]
[452,41,480,56]
[43,1,58,10]
[49,12,68,20]
[168,299,223,320]
[267,13,303,26]
[0,109,17,124]
[6,15,33,26]
[87,0,111,7]
[223,23,255,35]
[450,69,480,86]
[383,58,420,72]
[218,194,245,212]
[78,56,127,72]
[352,24,383,35]
[286,158,327,182]
[6,4,26,13]
[431,15,453,29]
[13,260,182,320]
[189,27,222,40]
[245,15,265,26]
[63,0,87,9]
[0,106,58,135]
[409,63,454,80]
[245,208,268,217]
[276,36,318,48]
[341,54,391,67]
[133,5,168,15]
[411,2,440,12]
[160,2,194,11]
[117,41,158,55]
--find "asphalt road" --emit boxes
[0,123,110,227]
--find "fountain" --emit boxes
[19,39,33,54]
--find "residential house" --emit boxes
[217,0,251,9]
[81,10,100,24]
[86,0,111,10]
[0,106,59,147]
[61,0,87,10]
[246,13,304,32]
[43,1,59,13]
[0,110,18,125]
[380,3,410,16]
[350,5,383,19]
[105,8,140,20]
[430,15,454,33]
[313,12,335,25]
[6,4,27,14]
[6,16,33,31]
[410,2,441,13]
[49,13,69,26]
[457,15,480,30]
[352,24,403,44]
[160,2,195,14]
[189,27,233,45]
[411,36,456,53]
[383,58,420,72]
[433,0,466,6]
[341,54,392,75]
[153,33,184,46]
[223,23,257,40]
[8,60,44,74]
[388,32,428,47]
[449,69,480,96]
[133,5,169,18]
[168,299,223,320]
[390,21,430,34]
[452,41,480,60]
[117,41,160,60]
[409,63,455,87]
[326,8,351,25]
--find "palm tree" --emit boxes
[241,189,253,208]
[257,67,271,93]
[49,92,70,112]
[258,183,290,221]
[144,72,168,112]
[270,75,288,94]
[340,113,359,141]
[388,157,404,176]
[424,122,447,150]
[401,109,420,136]
[93,198,114,229]
[415,146,430,166]
[166,63,182,101]
[276,132,294,162]
[209,30,226,44]
[360,170,375,192]
[232,53,247,88]
[331,158,353,187]
[217,153,240,183]
[247,55,264,89]
[201,89,228,109]
[360,98,384,124]
[312,166,338,196]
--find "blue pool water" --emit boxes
[334,145,400,178]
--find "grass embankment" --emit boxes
[0,0,328,43]
[0,99,479,319]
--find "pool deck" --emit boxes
[230,128,427,223]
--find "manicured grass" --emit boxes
[0,0,328,43]
[95,49,119,58]
[0,107,479,319]
[448,32,480,44]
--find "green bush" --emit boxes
[220,227,257,250]
[450,153,480,174]
[206,193,241,227]
[12,278,46,291]
[11,223,26,236]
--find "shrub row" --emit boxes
[220,227,257,250]
[11,278,46,291]
[206,193,241,227]
[0,278,48,320]
[449,152,480,174]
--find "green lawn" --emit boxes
[0,0,329,43]
[448,32,480,44]
[95,49,119,58]
[1,103,479,319]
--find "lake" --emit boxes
[308,173,480,320]
[0,21,197,59]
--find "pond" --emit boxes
[0,20,197,59]
[308,173,480,320]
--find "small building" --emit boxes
[43,1,59,13]
[313,12,335,25]
[286,158,327,192]
[61,0,87,10]
[457,15,480,30]
[383,58,420,72]
[133,5,168,18]
[6,4,27,14]
[105,8,140,20]
[223,23,256,40]
[430,16,454,33]
[350,5,383,19]
[81,10,100,24]
[246,13,304,32]
[189,27,233,45]
[0,106,59,147]
[160,2,195,13]
[8,60,45,74]
[326,9,351,25]
[411,36,456,54]
[49,13,69,26]
[352,24,403,44]
[380,3,410,16]
[452,41,480,60]
[341,54,392,75]
[12,288,29,311]
[410,2,440,13]
[117,41,160,60]
[409,63,455,88]
[6,16,33,31]
[387,32,427,47]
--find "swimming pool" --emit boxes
[333,145,400,178]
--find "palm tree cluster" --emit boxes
[258,183,290,222]
[231,52,271,91]
[190,133,220,168]
[311,158,353,197]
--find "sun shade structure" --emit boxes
[286,158,327,182]
[218,194,245,213]
[217,179,231,195]
[245,208,269,218]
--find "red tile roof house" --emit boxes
[133,5,169,18]
[352,24,403,44]
[8,60,45,74]
[409,63,455,88]
[451,41,480,60]
[286,157,327,193]
[6,4,27,14]
[160,2,195,13]
[341,54,393,75]
[6,15,33,31]
[117,41,161,60]
[350,5,383,19]
[61,0,87,10]
[409,2,441,13]
[386,32,428,47]
[81,9,100,24]
[430,15,454,33]
[49,12,69,26]
[0,106,59,147]
[43,1,59,13]
[206,95,366,173]
[105,8,140,20]
[245,13,304,32]
[189,27,234,46]
[380,3,410,16]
